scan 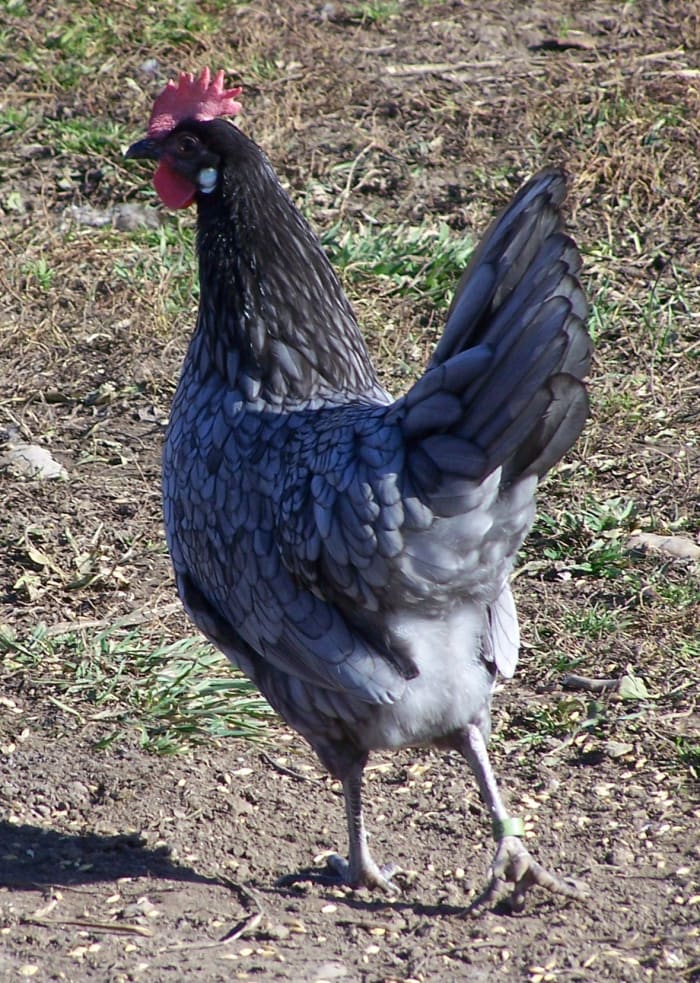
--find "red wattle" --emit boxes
[154,161,196,209]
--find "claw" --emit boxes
[326,853,401,894]
[469,835,587,913]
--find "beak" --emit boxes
[125,137,161,161]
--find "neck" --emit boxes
[193,126,379,402]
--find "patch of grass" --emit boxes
[345,1,401,24]
[640,263,695,356]
[587,247,696,368]
[113,219,198,316]
[6,3,233,89]
[0,626,274,753]
[533,497,637,580]
[322,220,474,310]
[43,117,131,157]
[675,738,699,781]
[651,580,700,610]
[0,105,32,135]
[247,55,283,82]
[504,695,595,748]
[562,603,628,640]
[22,257,56,291]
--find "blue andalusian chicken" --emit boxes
[126,69,590,908]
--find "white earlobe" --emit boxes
[198,167,218,194]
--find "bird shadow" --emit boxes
[0,820,222,892]
[272,863,521,919]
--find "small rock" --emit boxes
[312,962,347,981]
[139,58,160,78]
[0,439,67,480]
[663,947,687,969]
[69,204,112,228]
[67,781,90,802]
[626,532,700,563]
[259,920,290,940]
[605,844,635,867]
[113,203,160,231]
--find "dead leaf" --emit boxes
[626,533,700,563]
[606,740,635,758]
[618,673,650,701]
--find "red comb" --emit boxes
[148,68,242,137]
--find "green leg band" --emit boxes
[492,817,525,840]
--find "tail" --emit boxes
[393,168,591,503]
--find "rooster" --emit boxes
[126,69,590,909]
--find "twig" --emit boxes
[161,911,263,952]
[42,601,181,637]
[385,59,523,76]
[216,876,264,916]
[21,916,153,937]
[161,877,265,952]
[562,674,621,694]
[260,750,321,783]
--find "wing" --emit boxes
[165,396,412,711]
[274,400,522,615]
[277,404,415,612]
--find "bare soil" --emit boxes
[1,2,699,981]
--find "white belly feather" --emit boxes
[360,604,493,750]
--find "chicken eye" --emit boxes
[177,134,200,156]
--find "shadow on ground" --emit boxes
[0,820,221,890]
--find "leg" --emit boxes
[454,724,586,910]
[326,757,399,894]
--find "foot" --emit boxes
[469,835,587,913]
[326,853,400,895]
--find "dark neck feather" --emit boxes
[193,124,379,401]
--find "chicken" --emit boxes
[126,69,591,909]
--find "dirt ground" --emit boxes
[1,1,699,981]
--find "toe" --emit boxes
[472,836,586,912]
[325,853,400,894]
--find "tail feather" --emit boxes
[504,376,589,481]
[431,168,569,367]
[395,167,591,504]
